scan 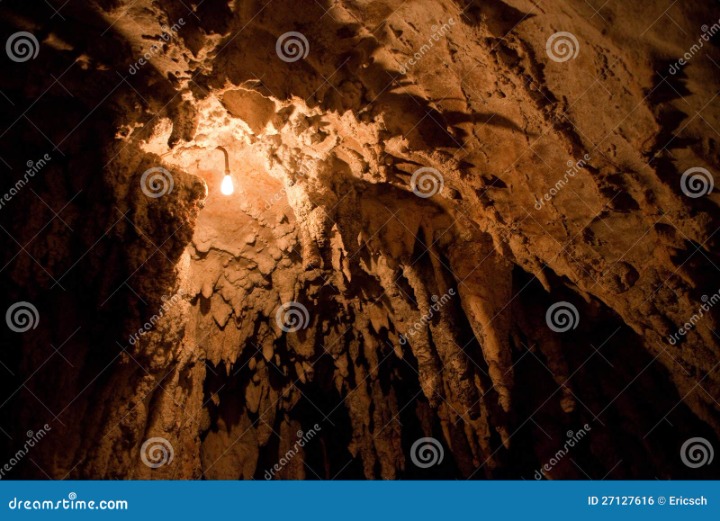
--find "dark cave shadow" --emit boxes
[0,0,719,481]
[509,267,720,479]
[0,0,208,475]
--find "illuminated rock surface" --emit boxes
[0,0,718,479]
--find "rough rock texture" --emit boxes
[0,0,719,479]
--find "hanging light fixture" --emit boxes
[216,146,234,195]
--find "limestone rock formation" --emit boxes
[0,0,719,479]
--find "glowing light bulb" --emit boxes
[221,174,234,196]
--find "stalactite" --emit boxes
[1,0,719,481]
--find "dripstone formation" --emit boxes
[0,0,719,479]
